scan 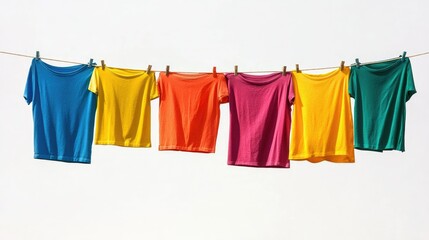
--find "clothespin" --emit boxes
[101,60,106,70]
[282,66,287,76]
[234,65,238,76]
[147,65,152,74]
[212,66,217,78]
[88,58,94,67]
[340,61,345,71]
[355,58,361,67]
[35,51,40,60]
[295,64,300,73]
[166,65,170,76]
[401,51,407,61]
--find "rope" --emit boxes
[1,50,428,73]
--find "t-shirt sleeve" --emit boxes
[348,67,356,99]
[287,74,295,104]
[218,74,229,103]
[24,59,36,105]
[405,59,416,102]
[88,68,99,94]
[149,72,159,100]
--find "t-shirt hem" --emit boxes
[159,145,215,153]
[228,161,290,168]
[289,152,355,163]
[34,154,91,164]
[95,141,152,148]
[354,144,405,152]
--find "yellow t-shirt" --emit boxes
[290,68,354,163]
[88,67,158,147]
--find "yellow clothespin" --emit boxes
[101,60,106,70]
[234,65,238,76]
[340,61,345,71]
[295,64,300,73]
[147,65,152,74]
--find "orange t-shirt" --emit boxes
[157,72,229,153]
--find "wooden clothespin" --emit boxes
[212,66,217,78]
[401,51,407,61]
[147,65,152,74]
[88,58,94,67]
[101,60,106,70]
[282,66,287,76]
[35,51,40,60]
[340,61,345,71]
[166,65,170,76]
[355,58,361,67]
[295,64,300,73]
[234,65,238,76]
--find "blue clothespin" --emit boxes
[35,51,40,60]
[355,58,361,67]
[401,51,407,61]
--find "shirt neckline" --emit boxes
[354,58,407,73]
[294,67,346,81]
[232,72,288,85]
[36,58,90,76]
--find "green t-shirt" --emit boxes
[349,57,416,152]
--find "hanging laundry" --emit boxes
[88,67,158,147]
[290,68,355,163]
[24,59,97,163]
[225,72,294,168]
[349,55,416,152]
[157,72,228,153]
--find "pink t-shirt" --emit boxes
[225,72,294,168]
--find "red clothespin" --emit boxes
[282,66,287,76]
[234,65,238,76]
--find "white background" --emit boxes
[1,0,429,239]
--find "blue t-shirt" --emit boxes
[24,59,97,163]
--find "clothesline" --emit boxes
[1,50,429,73]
